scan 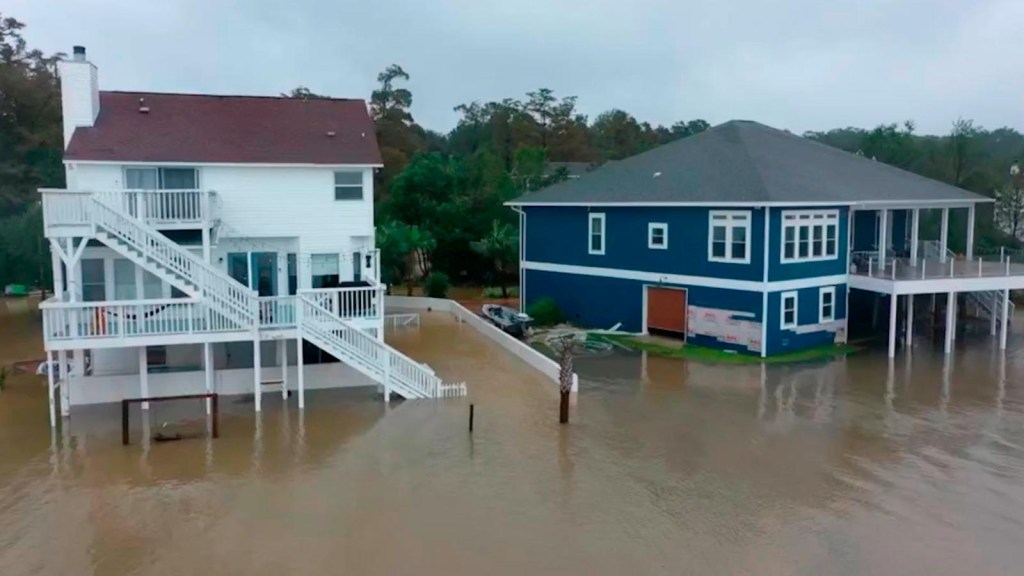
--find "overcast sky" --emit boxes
[10,0,1024,135]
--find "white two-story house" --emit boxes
[40,46,465,426]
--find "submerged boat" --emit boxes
[481,304,533,338]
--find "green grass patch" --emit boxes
[589,333,859,365]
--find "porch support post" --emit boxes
[1000,289,1010,350]
[253,339,262,413]
[905,294,914,349]
[203,342,214,414]
[878,209,889,264]
[279,339,288,400]
[57,350,69,417]
[945,292,955,354]
[201,227,211,263]
[46,350,56,427]
[991,292,999,336]
[940,208,950,262]
[138,347,149,410]
[50,243,64,297]
[910,209,920,266]
[296,338,305,409]
[966,205,976,260]
[888,293,898,358]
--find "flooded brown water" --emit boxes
[2,298,1024,575]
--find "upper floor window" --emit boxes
[648,223,668,249]
[782,210,839,263]
[819,286,836,323]
[708,211,751,264]
[588,213,606,255]
[334,171,364,200]
[781,291,798,329]
[125,167,198,190]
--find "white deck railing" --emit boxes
[40,297,246,341]
[40,190,92,229]
[258,296,297,329]
[96,189,212,227]
[300,286,384,320]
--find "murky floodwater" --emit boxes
[2,298,1023,575]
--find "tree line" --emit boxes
[3,12,1024,294]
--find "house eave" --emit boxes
[64,159,384,169]
[505,198,992,208]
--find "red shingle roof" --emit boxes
[64,91,383,165]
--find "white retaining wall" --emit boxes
[385,296,578,391]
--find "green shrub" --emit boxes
[482,286,519,298]
[526,297,563,326]
[424,271,451,298]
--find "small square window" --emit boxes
[648,223,668,249]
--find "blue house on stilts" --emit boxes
[509,120,1024,358]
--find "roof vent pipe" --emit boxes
[72,45,86,61]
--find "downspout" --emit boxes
[511,206,526,313]
[761,206,770,358]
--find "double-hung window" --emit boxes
[781,291,798,329]
[781,210,839,263]
[125,167,198,190]
[819,286,836,323]
[648,223,668,249]
[708,211,751,263]
[588,213,606,255]
[334,171,364,200]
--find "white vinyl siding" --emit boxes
[648,222,668,249]
[708,211,751,264]
[781,210,839,263]
[588,213,606,255]
[819,286,836,323]
[781,291,798,329]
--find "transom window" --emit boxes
[648,222,668,249]
[588,213,606,255]
[781,291,798,329]
[782,210,839,263]
[708,211,751,264]
[334,171,364,200]
[819,286,836,323]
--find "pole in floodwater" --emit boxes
[556,334,576,424]
[469,403,475,432]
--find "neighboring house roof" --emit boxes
[509,120,989,206]
[64,91,383,165]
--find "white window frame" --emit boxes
[819,286,836,323]
[333,171,364,201]
[648,222,668,250]
[123,166,200,190]
[588,212,606,255]
[708,210,752,264]
[781,291,798,330]
[781,209,840,264]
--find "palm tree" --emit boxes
[471,220,518,298]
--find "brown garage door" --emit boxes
[646,287,687,336]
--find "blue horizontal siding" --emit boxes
[767,206,849,281]
[524,206,765,282]
[523,269,763,354]
[766,284,847,355]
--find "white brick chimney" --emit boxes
[57,45,100,148]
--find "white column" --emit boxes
[940,208,949,262]
[383,349,391,404]
[945,292,955,354]
[201,228,211,264]
[878,209,889,264]
[279,339,288,400]
[46,350,56,427]
[203,342,214,414]
[51,245,63,298]
[57,350,69,417]
[253,339,262,412]
[966,205,975,260]
[910,209,920,266]
[296,338,305,409]
[991,292,999,336]
[1000,289,1010,350]
[951,294,957,341]
[905,294,914,349]
[888,293,898,358]
[138,347,149,410]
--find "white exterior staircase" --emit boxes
[41,189,466,400]
[921,240,1015,326]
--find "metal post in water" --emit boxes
[469,403,474,433]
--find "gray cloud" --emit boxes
[11,0,1024,135]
